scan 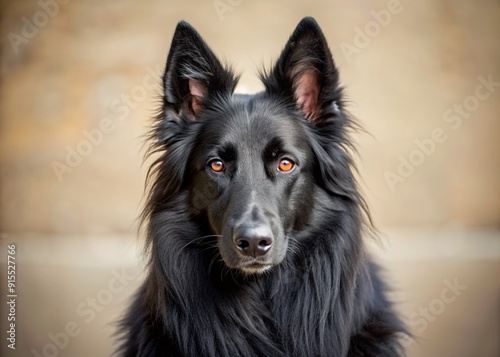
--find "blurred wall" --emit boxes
[1,0,499,234]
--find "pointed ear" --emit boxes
[163,21,238,121]
[261,17,341,123]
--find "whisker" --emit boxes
[179,234,222,254]
[208,254,219,275]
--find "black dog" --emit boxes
[118,17,406,356]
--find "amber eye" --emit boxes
[278,158,295,172]
[209,160,225,172]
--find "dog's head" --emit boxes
[148,18,358,274]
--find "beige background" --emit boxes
[0,0,498,356]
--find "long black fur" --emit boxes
[117,17,407,357]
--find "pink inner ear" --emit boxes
[295,69,319,120]
[188,79,206,115]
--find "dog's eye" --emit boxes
[278,158,295,172]
[209,160,225,172]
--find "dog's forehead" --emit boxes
[203,95,306,146]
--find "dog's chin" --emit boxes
[238,263,273,275]
[221,256,276,275]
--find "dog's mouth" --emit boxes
[219,250,276,274]
[238,260,274,274]
[219,250,275,273]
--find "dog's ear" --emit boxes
[162,21,238,121]
[262,17,341,123]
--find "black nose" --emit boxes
[233,225,273,257]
